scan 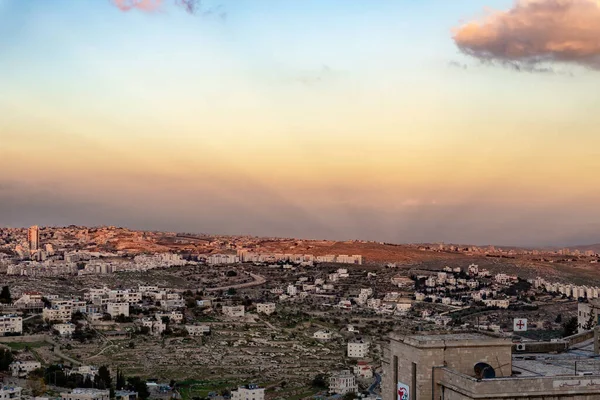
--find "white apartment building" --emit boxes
[255,303,276,315]
[0,315,22,335]
[230,384,264,400]
[0,386,22,400]
[10,361,41,377]
[185,325,210,336]
[286,285,297,296]
[43,300,73,323]
[222,305,245,318]
[348,340,370,358]
[138,285,159,294]
[313,330,333,340]
[329,370,358,395]
[61,389,110,400]
[54,323,76,336]
[106,303,129,318]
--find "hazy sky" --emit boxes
[1,0,600,247]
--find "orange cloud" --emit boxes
[453,0,600,69]
[113,0,164,12]
[112,0,200,13]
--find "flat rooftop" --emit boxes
[390,332,512,348]
[512,337,600,377]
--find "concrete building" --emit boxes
[383,331,600,400]
[579,300,600,332]
[255,303,276,315]
[9,361,41,377]
[222,305,245,318]
[141,318,166,336]
[0,315,22,335]
[329,370,357,395]
[106,302,129,318]
[28,225,40,251]
[0,386,22,400]
[348,340,370,358]
[61,389,110,400]
[313,330,333,341]
[185,325,210,336]
[353,361,373,379]
[54,323,76,336]
[230,384,264,400]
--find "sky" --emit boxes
[1,0,600,247]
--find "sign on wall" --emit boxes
[397,381,410,400]
[513,318,528,332]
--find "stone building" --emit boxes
[578,300,600,333]
[382,331,600,400]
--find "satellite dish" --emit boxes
[474,362,496,379]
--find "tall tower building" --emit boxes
[27,225,40,251]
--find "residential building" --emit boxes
[28,225,39,251]
[255,303,276,315]
[348,340,370,358]
[61,389,110,400]
[10,361,41,377]
[313,330,333,341]
[43,299,74,323]
[0,315,22,335]
[185,325,210,336]
[114,391,137,400]
[353,361,373,379]
[329,370,357,395]
[106,303,129,318]
[222,305,245,318]
[578,300,600,332]
[141,318,166,336]
[54,323,76,336]
[230,384,264,400]
[0,386,22,400]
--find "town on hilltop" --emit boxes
[1,226,600,399]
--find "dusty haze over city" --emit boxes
[1,0,600,247]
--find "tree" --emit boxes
[127,377,150,400]
[0,349,14,371]
[97,365,112,389]
[27,377,47,397]
[555,314,563,324]
[343,393,357,400]
[562,316,578,337]
[584,313,597,331]
[116,369,126,390]
[311,374,328,389]
[0,286,11,304]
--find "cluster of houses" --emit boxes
[413,265,514,311]
[206,250,363,266]
[531,277,600,299]
[6,253,187,277]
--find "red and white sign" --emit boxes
[514,318,528,332]
[397,382,410,400]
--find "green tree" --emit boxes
[584,313,597,331]
[96,366,112,389]
[343,393,357,400]
[311,374,328,389]
[562,316,579,337]
[127,377,150,400]
[116,369,126,390]
[0,286,11,304]
[555,314,563,323]
[0,349,14,371]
